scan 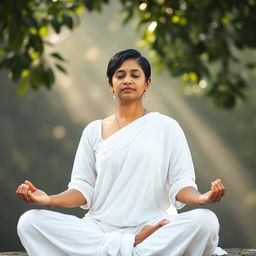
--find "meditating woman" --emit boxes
[16,49,226,256]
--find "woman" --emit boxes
[16,49,226,256]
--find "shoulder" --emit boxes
[154,112,181,130]
[154,113,189,148]
[80,120,101,148]
[83,120,101,134]
[152,113,186,141]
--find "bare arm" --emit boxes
[16,180,86,208]
[48,189,86,208]
[176,179,225,205]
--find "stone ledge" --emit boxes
[0,249,255,256]
[224,249,256,255]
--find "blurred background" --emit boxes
[0,1,256,251]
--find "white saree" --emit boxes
[17,112,227,256]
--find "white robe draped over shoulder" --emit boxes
[68,112,197,226]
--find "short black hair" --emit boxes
[106,49,151,84]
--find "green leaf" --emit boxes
[63,14,74,29]
[51,19,61,34]
[51,52,65,61]
[44,68,55,89]
[55,63,67,74]
[246,63,256,69]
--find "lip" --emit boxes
[121,87,135,92]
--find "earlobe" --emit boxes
[109,84,114,93]
[145,79,151,91]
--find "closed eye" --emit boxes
[115,75,139,79]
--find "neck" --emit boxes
[116,103,146,120]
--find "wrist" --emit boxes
[47,195,53,207]
[197,194,205,205]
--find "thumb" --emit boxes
[25,180,37,192]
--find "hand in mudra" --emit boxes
[134,219,170,246]
[16,180,50,206]
[198,179,225,205]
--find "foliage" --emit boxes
[121,0,256,109]
[0,0,108,94]
[0,0,256,109]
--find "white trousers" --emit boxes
[17,208,223,256]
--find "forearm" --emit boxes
[48,189,87,208]
[176,186,201,205]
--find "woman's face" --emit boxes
[110,58,151,102]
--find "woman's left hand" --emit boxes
[198,179,225,205]
[134,219,170,246]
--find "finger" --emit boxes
[16,183,31,202]
[216,179,225,196]
[16,184,24,196]
[25,180,37,192]
[27,190,34,204]
[212,183,222,202]
[215,187,225,202]
[212,180,225,202]
[16,184,27,201]
[17,191,26,201]
[16,184,23,194]
[20,184,31,203]
[211,181,218,193]
[220,183,226,197]
[207,183,217,202]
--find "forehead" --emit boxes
[116,58,142,72]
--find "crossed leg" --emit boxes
[133,209,220,256]
[17,209,134,256]
[17,209,219,256]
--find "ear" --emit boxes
[144,78,151,92]
[109,83,114,93]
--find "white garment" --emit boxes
[68,112,197,226]
[17,112,227,255]
[18,208,224,256]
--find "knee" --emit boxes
[17,209,41,236]
[191,209,219,236]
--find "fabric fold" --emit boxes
[99,232,135,256]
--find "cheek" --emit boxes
[112,77,121,85]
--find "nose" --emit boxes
[123,75,132,85]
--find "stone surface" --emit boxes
[0,253,27,256]
[0,249,256,255]
[225,249,256,256]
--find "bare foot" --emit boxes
[134,219,170,246]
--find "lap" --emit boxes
[20,208,218,234]
[18,209,219,256]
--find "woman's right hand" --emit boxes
[16,180,50,206]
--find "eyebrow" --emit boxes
[115,69,141,73]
